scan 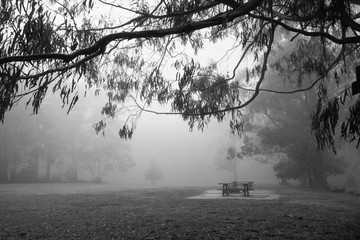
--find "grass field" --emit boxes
[1,183,360,239]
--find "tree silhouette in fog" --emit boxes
[215,146,243,181]
[0,94,134,183]
[145,160,164,185]
[240,39,348,187]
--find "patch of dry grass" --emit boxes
[1,184,360,239]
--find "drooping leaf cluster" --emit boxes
[311,96,340,151]
[0,0,102,120]
[1,0,360,143]
[341,98,360,148]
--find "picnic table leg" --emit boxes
[222,184,229,196]
[243,183,249,196]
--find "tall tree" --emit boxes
[144,159,164,185]
[1,0,360,147]
[241,51,347,188]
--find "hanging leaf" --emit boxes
[246,68,250,83]
[67,94,79,114]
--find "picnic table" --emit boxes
[218,181,254,196]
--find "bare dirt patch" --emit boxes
[1,184,360,239]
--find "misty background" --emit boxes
[1,29,360,188]
[1,83,360,188]
[0,85,280,187]
[0,36,281,188]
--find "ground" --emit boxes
[0,184,360,239]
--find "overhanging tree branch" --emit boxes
[0,0,263,65]
[250,13,360,44]
[2,0,360,144]
[131,21,276,117]
[215,0,242,9]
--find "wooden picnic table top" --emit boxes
[218,181,254,185]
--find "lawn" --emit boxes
[0,183,360,239]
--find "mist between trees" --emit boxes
[1,0,360,188]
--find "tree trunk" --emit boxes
[68,158,78,182]
[0,162,5,182]
[95,160,101,184]
[12,160,17,182]
[7,163,10,182]
[312,153,328,189]
[306,146,328,189]
[46,159,51,182]
[8,160,17,182]
[73,159,78,182]
[307,172,314,187]
[30,155,39,181]
[300,176,307,186]
[312,168,328,188]
[5,161,11,182]
[233,169,238,181]
[233,161,238,181]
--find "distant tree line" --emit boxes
[0,95,134,183]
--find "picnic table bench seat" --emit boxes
[218,181,255,196]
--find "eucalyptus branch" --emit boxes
[250,13,360,44]
[258,44,359,95]
[14,48,105,81]
[128,21,276,117]
[99,0,219,19]
[237,44,356,96]
[215,0,242,9]
[0,0,263,65]
[190,22,267,93]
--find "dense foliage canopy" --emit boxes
[1,0,360,147]
[241,77,347,187]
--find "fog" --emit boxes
[110,111,277,187]
[2,82,359,188]
[0,89,277,187]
